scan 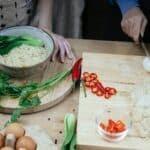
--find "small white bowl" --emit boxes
[96,106,132,142]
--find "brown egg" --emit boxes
[16,136,36,150]
[0,133,4,148]
[5,123,25,139]
[0,147,14,150]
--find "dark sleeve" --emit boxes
[115,0,139,15]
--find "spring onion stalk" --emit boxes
[19,69,71,106]
[0,69,71,107]
[61,113,76,150]
[70,134,76,150]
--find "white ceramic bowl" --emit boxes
[0,26,54,78]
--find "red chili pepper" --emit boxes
[96,82,105,94]
[104,92,111,99]
[96,90,104,96]
[72,58,83,89]
[85,76,93,82]
[100,123,106,130]
[105,87,111,92]
[108,88,117,95]
[90,73,97,80]
[85,81,90,88]
[83,72,90,78]
[93,79,99,84]
[100,119,126,133]
[91,86,98,93]
[89,82,95,88]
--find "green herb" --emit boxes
[0,69,71,108]
[81,79,87,98]
[0,69,71,131]
[61,113,76,150]
[0,109,23,130]
[11,109,22,122]
[20,96,41,108]
[0,35,44,55]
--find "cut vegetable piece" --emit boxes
[85,77,93,82]
[108,88,117,95]
[96,82,105,93]
[83,72,90,78]
[90,73,97,80]
[96,90,104,96]
[89,82,95,88]
[85,81,90,88]
[91,86,98,94]
[104,92,111,99]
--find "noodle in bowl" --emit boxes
[0,26,54,78]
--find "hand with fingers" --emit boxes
[50,33,74,63]
[121,7,148,44]
[38,26,74,63]
[38,0,74,63]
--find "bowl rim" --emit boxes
[0,26,55,69]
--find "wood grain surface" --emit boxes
[77,52,150,150]
[0,39,149,149]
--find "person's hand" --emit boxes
[121,7,148,44]
[38,26,74,63]
[50,33,74,63]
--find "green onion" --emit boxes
[0,69,71,107]
[61,113,76,150]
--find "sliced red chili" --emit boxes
[100,123,106,130]
[96,82,105,93]
[85,81,90,88]
[85,76,93,82]
[104,92,111,99]
[96,90,104,96]
[108,88,117,95]
[100,119,126,133]
[108,119,116,126]
[90,73,97,80]
[93,79,99,84]
[91,86,98,93]
[105,87,111,92]
[83,72,90,78]
[89,82,95,88]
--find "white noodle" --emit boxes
[0,44,50,67]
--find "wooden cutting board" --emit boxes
[0,58,74,114]
[77,52,150,150]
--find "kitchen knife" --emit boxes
[140,36,150,59]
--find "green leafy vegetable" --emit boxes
[11,109,22,122]
[0,69,71,130]
[0,109,23,130]
[0,35,44,55]
[61,113,76,150]
[20,96,41,108]
[70,134,76,150]
[0,69,71,108]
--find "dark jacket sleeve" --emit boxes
[115,0,139,15]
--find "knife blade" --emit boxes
[140,36,150,59]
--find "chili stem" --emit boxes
[81,80,87,98]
